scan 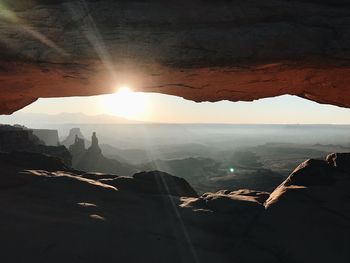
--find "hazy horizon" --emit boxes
[3,111,350,126]
[2,91,350,125]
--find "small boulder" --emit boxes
[102,171,198,197]
[133,171,198,197]
[326,152,350,174]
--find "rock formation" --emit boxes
[0,1,350,261]
[100,171,198,197]
[69,131,137,176]
[0,124,72,166]
[69,135,86,165]
[62,128,85,148]
[183,152,350,262]
[0,125,43,151]
[238,154,350,263]
[0,151,69,172]
[88,132,102,156]
[35,144,73,167]
[0,1,349,113]
[0,150,350,262]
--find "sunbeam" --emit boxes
[66,0,117,81]
[137,126,199,263]
[0,1,68,56]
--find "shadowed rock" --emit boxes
[1,150,350,262]
[284,159,336,187]
[0,151,69,171]
[62,128,85,148]
[69,132,137,176]
[182,190,265,237]
[69,134,86,165]
[0,125,72,166]
[249,153,350,263]
[0,154,228,263]
[101,171,198,197]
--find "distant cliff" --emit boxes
[0,125,71,166]
[31,129,59,146]
[61,128,85,148]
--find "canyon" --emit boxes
[0,1,350,262]
[0,123,349,262]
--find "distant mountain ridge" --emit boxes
[0,112,144,125]
[3,112,350,126]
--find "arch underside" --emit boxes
[0,0,349,113]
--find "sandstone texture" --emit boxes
[1,150,350,262]
[0,0,349,113]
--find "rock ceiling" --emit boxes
[0,0,349,114]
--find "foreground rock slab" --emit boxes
[1,151,350,262]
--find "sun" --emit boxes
[102,87,148,120]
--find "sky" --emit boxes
[8,88,350,124]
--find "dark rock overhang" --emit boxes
[0,0,349,114]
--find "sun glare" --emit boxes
[102,87,149,120]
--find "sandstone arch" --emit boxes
[0,0,349,114]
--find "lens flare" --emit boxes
[102,87,149,120]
